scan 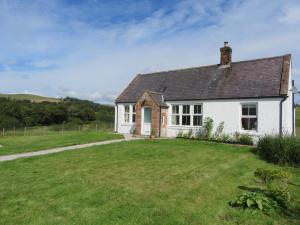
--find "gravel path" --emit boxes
[0,136,142,162]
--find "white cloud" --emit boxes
[0,0,300,103]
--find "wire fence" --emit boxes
[0,122,114,137]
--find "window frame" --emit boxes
[241,103,258,132]
[170,104,203,127]
[132,105,136,123]
[182,105,191,126]
[171,105,180,126]
[123,105,130,123]
[193,104,203,127]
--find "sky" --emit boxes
[0,0,300,104]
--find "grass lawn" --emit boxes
[0,131,123,156]
[0,139,299,225]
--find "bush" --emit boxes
[238,134,254,145]
[230,168,292,213]
[257,135,300,166]
[213,121,224,141]
[203,117,214,140]
[176,130,183,138]
[230,192,276,212]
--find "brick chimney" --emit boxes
[220,41,232,66]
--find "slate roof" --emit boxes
[116,54,291,103]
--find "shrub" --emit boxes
[238,134,254,145]
[213,121,225,141]
[151,128,156,136]
[176,130,183,138]
[230,192,276,211]
[257,135,300,166]
[194,128,206,140]
[203,117,214,140]
[187,129,193,139]
[230,168,292,213]
[131,127,137,135]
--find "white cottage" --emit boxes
[115,42,295,137]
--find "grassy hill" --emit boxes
[0,93,61,103]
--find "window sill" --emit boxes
[169,125,203,128]
[120,123,136,126]
[240,129,259,136]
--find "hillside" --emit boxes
[0,96,114,128]
[0,93,61,103]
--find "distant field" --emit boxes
[0,131,123,156]
[0,93,61,103]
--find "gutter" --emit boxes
[115,104,118,133]
[279,96,288,136]
[159,106,162,137]
[292,80,295,136]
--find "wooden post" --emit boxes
[96,124,98,132]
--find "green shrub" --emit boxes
[230,192,276,211]
[187,129,193,139]
[194,128,206,140]
[203,117,214,140]
[151,128,156,136]
[257,135,300,166]
[230,168,292,213]
[176,130,183,138]
[238,134,254,145]
[213,121,224,141]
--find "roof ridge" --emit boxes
[139,54,290,76]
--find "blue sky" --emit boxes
[0,0,300,103]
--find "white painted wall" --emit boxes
[165,98,284,137]
[115,104,135,134]
[116,95,294,137]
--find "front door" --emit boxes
[142,107,152,135]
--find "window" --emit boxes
[124,105,130,123]
[132,105,136,123]
[171,105,180,125]
[193,104,202,126]
[241,104,257,131]
[182,105,190,125]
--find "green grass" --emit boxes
[0,93,61,103]
[0,139,299,225]
[0,131,123,156]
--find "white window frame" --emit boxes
[182,105,191,126]
[170,103,203,127]
[241,103,258,132]
[123,104,136,124]
[193,104,203,127]
[132,105,136,123]
[124,105,130,123]
[171,105,180,125]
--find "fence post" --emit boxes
[96,124,98,132]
